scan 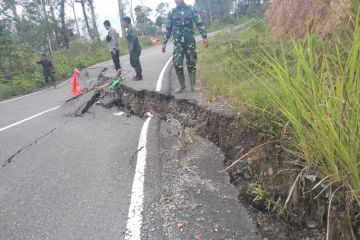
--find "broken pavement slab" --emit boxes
[150,121,261,240]
[72,67,262,239]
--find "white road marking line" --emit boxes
[0,106,61,132]
[155,57,173,92]
[124,117,151,240]
[57,78,71,87]
[114,112,125,116]
[0,78,72,105]
[124,55,170,240]
[0,90,45,105]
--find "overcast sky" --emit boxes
[68,0,195,38]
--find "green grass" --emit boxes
[198,19,273,107]
[51,38,110,79]
[198,17,360,207]
[0,35,160,101]
[254,27,360,203]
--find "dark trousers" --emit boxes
[130,48,142,74]
[44,71,55,84]
[111,50,121,71]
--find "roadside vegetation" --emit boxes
[198,3,360,239]
[0,0,259,101]
[0,33,155,101]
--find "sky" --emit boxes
[68,0,195,38]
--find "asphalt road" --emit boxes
[0,30,260,240]
[0,44,174,239]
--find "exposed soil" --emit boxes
[265,0,352,40]
[72,81,358,240]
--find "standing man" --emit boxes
[103,20,121,75]
[162,0,208,93]
[36,53,56,88]
[122,16,143,81]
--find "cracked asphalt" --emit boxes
[0,45,173,239]
[0,35,260,239]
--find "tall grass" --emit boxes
[198,17,360,204]
[253,22,360,203]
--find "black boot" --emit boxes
[134,68,142,81]
[136,72,143,80]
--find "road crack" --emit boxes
[2,128,57,168]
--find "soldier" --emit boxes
[122,16,143,81]
[103,20,121,75]
[36,53,56,88]
[162,0,208,93]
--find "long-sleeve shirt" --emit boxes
[125,26,141,50]
[107,27,120,51]
[36,59,54,74]
[163,4,207,45]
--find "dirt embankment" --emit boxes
[71,84,358,240]
[264,0,352,40]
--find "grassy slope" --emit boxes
[197,18,359,233]
[0,37,154,101]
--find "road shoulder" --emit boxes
[143,118,261,240]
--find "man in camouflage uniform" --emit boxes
[122,16,143,80]
[162,0,208,93]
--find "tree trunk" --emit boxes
[50,6,60,50]
[127,0,136,26]
[40,0,53,55]
[40,0,49,22]
[206,1,213,24]
[69,0,81,36]
[87,0,100,40]
[60,0,69,48]
[117,0,126,37]
[79,0,93,39]
[10,1,19,34]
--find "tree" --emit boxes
[87,0,100,40]
[195,0,233,24]
[68,0,81,36]
[21,0,59,53]
[155,2,169,17]
[76,0,93,39]
[155,2,169,29]
[134,5,152,24]
[0,0,20,33]
[117,0,126,37]
[134,5,155,35]
[126,0,136,26]
[59,0,69,48]
[234,0,264,17]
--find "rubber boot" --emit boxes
[189,72,197,92]
[175,72,186,94]
[135,70,143,80]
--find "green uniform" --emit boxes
[125,25,142,79]
[163,3,207,90]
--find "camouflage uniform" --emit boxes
[163,3,207,91]
[125,25,142,80]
